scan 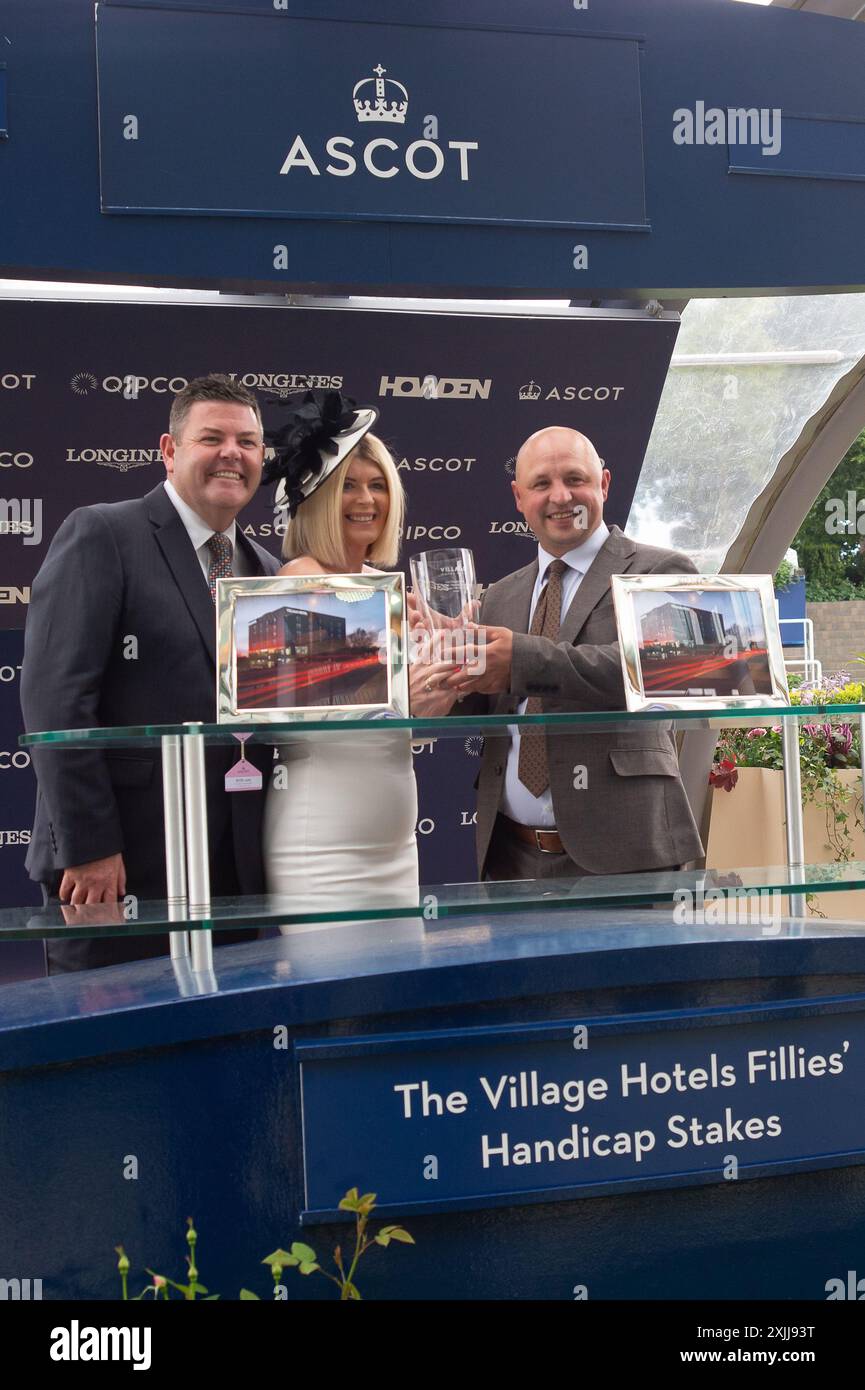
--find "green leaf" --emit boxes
[190,1282,209,1295]
[358,1192,377,1208]
[239,1289,260,1300]
[298,1262,320,1276]
[290,1242,317,1264]
[374,1234,391,1247]
[385,1228,415,1244]
[263,1248,298,1269]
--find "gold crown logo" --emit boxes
[519,381,541,401]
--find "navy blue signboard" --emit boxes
[6,0,865,293]
[96,9,647,230]
[298,1000,865,1219]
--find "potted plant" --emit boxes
[706,672,864,917]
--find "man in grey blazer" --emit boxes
[428,425,703,881]
[21,374,281,972]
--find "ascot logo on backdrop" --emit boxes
[66,448,160,473]
[279,63,479,184]
[0,374,36,391]
[396,455,477,473]
[519,380,625,402]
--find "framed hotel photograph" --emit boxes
[611,573,789,712]
[216,573,408,724]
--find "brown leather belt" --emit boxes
[500,814,565,855]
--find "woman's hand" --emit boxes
[409,659,462,716]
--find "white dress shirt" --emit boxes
[500,522,610,827]
[163,479,250,580]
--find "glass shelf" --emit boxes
[18,703,865,750]
[5,864,865,940]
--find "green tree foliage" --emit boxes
[793,431,865,598]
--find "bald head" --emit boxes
[515,427,604,484]
[511,426,611,555]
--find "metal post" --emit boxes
[182,723,214,973]
[782,715,806,920]
[161,735,190,961]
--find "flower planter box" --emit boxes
[705,767,865,920]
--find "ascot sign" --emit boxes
[97,10,647,229]
[279,65,479,185]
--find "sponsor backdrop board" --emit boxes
[0,298,676,928]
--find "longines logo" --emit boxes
[0,587,30,605]
[66,448,160,472]
[1,374,35,391]
[0,829,31,846]
[229,373,344,394]
[403,524,462,541]
[279,63,478,184]
[519,381,625,402]
[70,374,188,395]
[380,377,491,401]
[397,456,476,473]
[489,520,534,538]
[0,498,42,545]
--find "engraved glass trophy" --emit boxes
[409,548,480,658]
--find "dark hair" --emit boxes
[168,374,263,438]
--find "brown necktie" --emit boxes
[518,558,568,797]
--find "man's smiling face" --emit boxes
[511,427,610,556]
[161,400,264,530]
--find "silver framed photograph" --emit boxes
[611,573,789,712]
[217,573,408,724]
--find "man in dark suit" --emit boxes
[21,374,281,972]
[420,426,703,882]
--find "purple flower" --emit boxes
[746,727,767,739]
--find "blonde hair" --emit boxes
[281,432,405,569]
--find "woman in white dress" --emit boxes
[261,391,448,921]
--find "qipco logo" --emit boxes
[0,750,31,770]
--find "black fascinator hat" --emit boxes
[263,389,379,517]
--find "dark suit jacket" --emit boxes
[21,483,280,968]
[467,525,704,877]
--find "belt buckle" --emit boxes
[534,828,558,854]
